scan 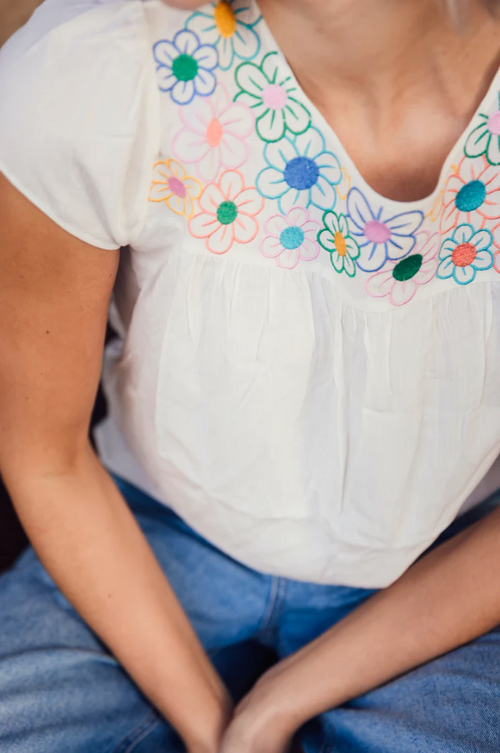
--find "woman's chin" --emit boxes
[160,0,207,9]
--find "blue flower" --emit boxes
[153,30,218,105]
[437,224,494,285]
[256,128,342,214]
[347,188,424,273]
[186,0,261,71]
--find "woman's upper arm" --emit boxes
[0,172,119,479]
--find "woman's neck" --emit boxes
[258,0,500,200]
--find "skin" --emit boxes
[1,1,500,752]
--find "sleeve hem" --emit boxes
[0,161,120,251]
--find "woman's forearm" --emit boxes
[257,507,500,731]
[2,444,231,753]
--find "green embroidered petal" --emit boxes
[345,236,361,260]
[486,135,500,166]
[235,90,268,116]
[261,51,280,85]
[464,122,490,159]
[330,250,345,273]
[322,210,340,236]
[283,97,311,136]
[318,228,336,251]
[338,214,349,237]
[235,61,268,97]
[343,253,357,277]
[256,108,287,142]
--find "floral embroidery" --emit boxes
[465,94,500,165]
[440,155,500,234]
[186,1,261,71]
[234,53,311,142]
[437,224,494,285]
[154,30,218,105]
[347,188,424,273]
[317,211,360,277]
[261,207,320,268]
[257,128,341,214]
[173,83,254,183]
[149,159,202,218]
[366,231,439,305]
[189,169,264,254]
[336,166,352,202]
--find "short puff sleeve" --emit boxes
[0,0,160,249]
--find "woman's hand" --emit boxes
[218,665,301,753]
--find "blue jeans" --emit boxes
[1,474,500,753]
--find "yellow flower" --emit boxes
[149,159,202,218]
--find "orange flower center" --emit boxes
[452,242,477,267]
[206,118,224,147]
[335,231,347,257]
[214,1,237,38]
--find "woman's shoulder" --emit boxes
[0,0,161,250]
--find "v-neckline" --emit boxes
[254,0,500,210]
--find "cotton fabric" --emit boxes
[2,0,500,586]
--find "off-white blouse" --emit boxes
[3,0,500,587]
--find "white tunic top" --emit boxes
[3,0,500,588]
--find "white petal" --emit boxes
[386,210,424,237]
[487,136,500,166]
[286,206,308,227]
[232,0,261,26]
[193,44,218,71]
[264,137,298,171]
[261,51,280,84]
[233,212,259,243]
[343,254,356,277]
[219,132,249,170]
[198,147,222,183]
[454,223,474,244]
[310,176,336,211]
[277,247,300,269]
[194,69,217,98]
[299,237,320,262]
[220,170,245,201]
[172,79,196,106]
[257,167,288,199]
[317,151,342,186]
[390,280,417,306]
[207,222,235,254]
[454,264,476,285]
[185,13,219,45]
[465,123,491,159]
[265,213,288,237]
[174,30,200,56]
[366,269,394,298]
[153,40,178,68]
[386,233,416,262]
[357,242,388,273]
[156,68,177,93]
[173,129,210,163]
[261,235,283,258]
[179,98,213,134]
[189,211,220,239]
[472,247,494,270]
[436,256,455,279]
[279,187,306,214]
[294,127,326,159]
[283,98,311,136]
[219,102,254,137]
[256,108,286,142]
[218,37,234,70]
[231,24,260,62]
[470,228,493,252]
[347,188,376,232]
[235,188,264,216]
[235,62,268,97]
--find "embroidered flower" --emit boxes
[172,83,254,183]
[186,1,261,71]
[366,231,439,306]
[437,224,494,285]
[153,30,218,105]
[260,208,320,269]
[234,53,311,143]
[336,166,352,202]
[440,155,500,234]
[347,188,424,273]
[465,95,500,165]
[149,159,202,218]
[317,211,360,277]
[257,128,341,214]
[189,170,264,254]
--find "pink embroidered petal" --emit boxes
[365,269,395,298]
[390,279,418,306]
[286,206,308,228]
[219,132,249,171]
[265,214,289,237]
[302,220,322,240]
[173,130,211,163]
[299,237,320,262]
[198,147,223,183]
[234,187,264,216]
[277,247,300,269]
[189,212,220,239]
[207,222,235,254]
[179,99,214,134]
[233,212,259,243]
[220,170,246,201]
[199,183,226,214]
[414,257,438,285]
[219,104,255,137]
[210,82,231,114]
[261,235,283,259]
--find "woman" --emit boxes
[1,0,500,750]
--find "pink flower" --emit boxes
[260,208,321,269]
[173,83,254,183]
[365,231,439,306]
[189,170,264,254]
[440,155,500,234]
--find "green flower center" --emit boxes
[393,254,423,281]
[172,54,199,82]
[217,200,238,225]
[455,180,486,213]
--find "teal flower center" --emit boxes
[217,200,238,225]
[393,254,423,281]
[455,180,486,213]
[172,54,199,82]
[280,226,305,250]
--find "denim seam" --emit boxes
[113,709,160,753]
[256,576,287,643]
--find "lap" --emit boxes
[0,479,274,753]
